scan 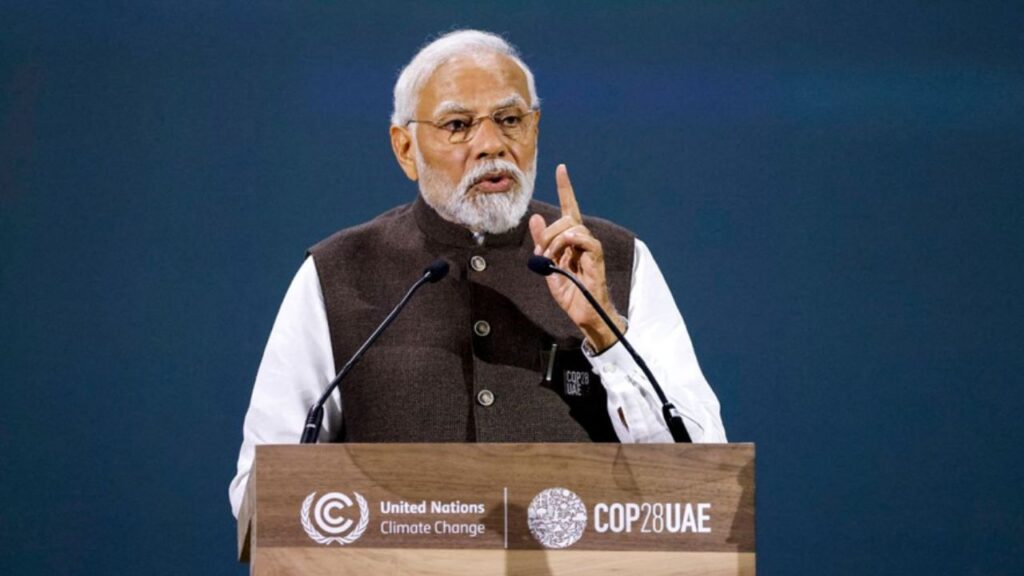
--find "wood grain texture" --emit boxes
[253,549,755,576]
[241,443,754,573]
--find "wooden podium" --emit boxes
[238,443,754,575]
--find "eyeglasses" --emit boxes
[406,108,539,144]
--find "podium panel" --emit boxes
[239,443,754,575]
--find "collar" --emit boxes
[412,194,531,249]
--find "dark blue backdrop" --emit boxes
[2,2,1022,574]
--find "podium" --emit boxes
[238,443,755,575]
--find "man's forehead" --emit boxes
[416,53,531,116]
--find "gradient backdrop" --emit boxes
[2,2,1022,574]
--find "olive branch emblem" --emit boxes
[300,491,370,545]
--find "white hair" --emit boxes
[391,30,540,127]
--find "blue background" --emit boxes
[2,1,1022,574]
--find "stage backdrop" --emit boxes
[2,2,1022,574]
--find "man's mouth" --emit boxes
[471,171,516,194]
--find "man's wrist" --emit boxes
[581,314,628,355]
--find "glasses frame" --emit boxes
[405,107,540,144]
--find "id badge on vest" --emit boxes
[540,342,601,401]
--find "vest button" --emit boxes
[477,389,495,407]
[470,255,487,272]
[473,320,491,337]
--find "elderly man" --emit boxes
[229,30,726,518]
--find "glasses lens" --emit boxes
[446,111,533,144]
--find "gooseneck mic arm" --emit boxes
[527,255,692,443]
[299,259,450,444]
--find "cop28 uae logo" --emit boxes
[527,487,587,549]
[300,491,369,545]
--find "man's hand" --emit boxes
[529,164,626,353]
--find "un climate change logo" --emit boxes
[300,491,369,545]
[528,488,587,549]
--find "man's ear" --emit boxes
[390,125,418,181]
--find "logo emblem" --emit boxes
[527,487,587,549]
[564,370,590,397]
[300,491,369,545]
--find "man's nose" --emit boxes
[472,117,508,160]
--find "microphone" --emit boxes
[299,259,450,444]
[527,255,692,443]
[422,259,450,282]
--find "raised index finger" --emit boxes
[556,163,582,222]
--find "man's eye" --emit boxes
[441,119,470,132]
[498,115,522,127]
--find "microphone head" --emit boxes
[527,255,555,276]
[424,259,450,282]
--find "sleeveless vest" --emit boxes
[308,195,635,442]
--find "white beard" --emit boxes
[416,153,536,235]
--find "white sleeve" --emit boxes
[228,256,338,518]
[586,239,727,443]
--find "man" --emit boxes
[229,30,725,518]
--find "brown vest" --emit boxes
[308,195,635,442]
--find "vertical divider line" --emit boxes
[503,486,509,549]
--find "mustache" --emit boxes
[457,160,525,194]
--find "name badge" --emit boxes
[540,343,599,400]
[563,369,590,397]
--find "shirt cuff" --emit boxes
[583,339,638,376]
